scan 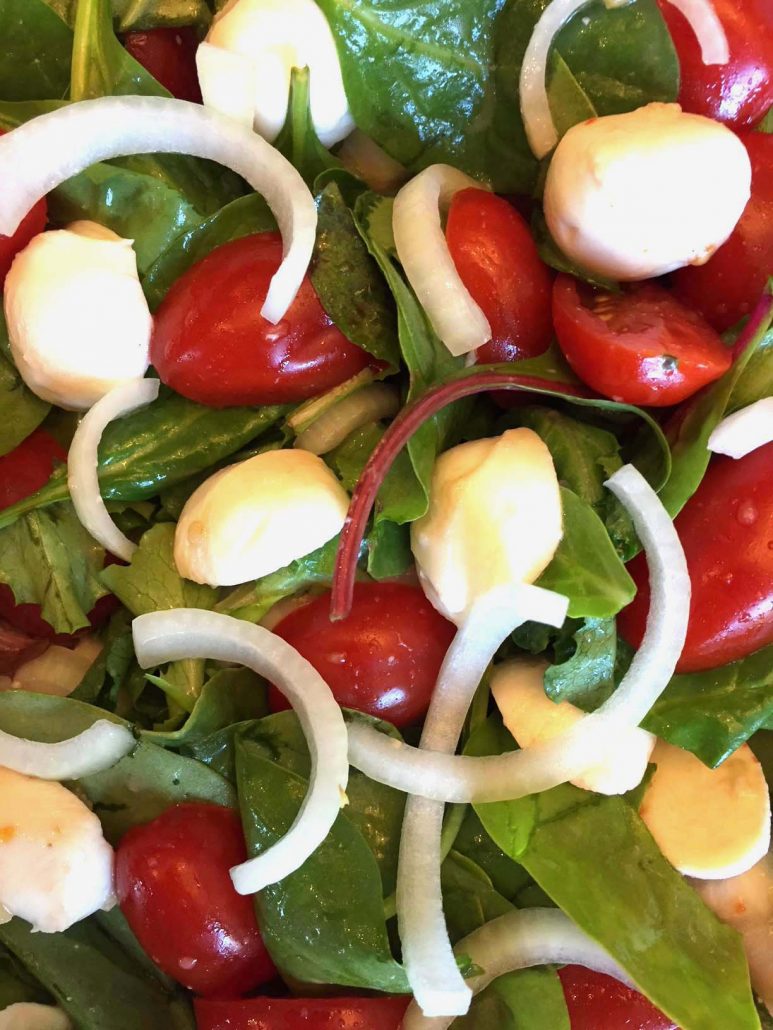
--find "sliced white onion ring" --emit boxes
[68,378,160,562]
[0,96,316,323]
[294,384,400,455]
[707,398,773,459]
[132,608,349,894]
[398,583,568,1018]
[0,720,134,781]
[348,465,689,803]
[392,165,491,357]
[402,908,632,1030]
[520,0,728,158]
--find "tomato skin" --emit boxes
[151,233,371,407]
[445,189,553,364]
[0,131,46,288]
[267,583,455,728]
[122,27,202,103]
[194,996,410,1030]
[672,133,773,332]
[552,276,732,407]
[558,966,676,1030]
[619,442,773,673]
[657,0,773,131]
[116,804,276,997]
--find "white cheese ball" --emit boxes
[4,221,151,410]
[175,448,350,587]
[492,657,655,795]
[410,428,562,624]
[544,103,751,281]
[0,766,115,933]
[201,0,354,147]
[0,1005,72,1030]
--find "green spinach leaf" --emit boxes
[275,67,341,188]
[0,0,72,102]
[0,314,51,457]
[543,617,618,708]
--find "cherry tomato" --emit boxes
[268,582,455,728]
[116,803,276,997]
[151,233,371,407]
[618,442,773,673]
[122,27,202,103]
[0,131,46,287]
[558,966,676,1030]
[657,0,773,131]
[445,189,553,364]
[551,275,732,407]
[195,996,410,1030]
[673,133,773,332]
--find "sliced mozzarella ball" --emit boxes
[11,637,102,697]
[0,766,114,932]
[0,1005,72,1030]
[202,0,354,147]
[544,103,751,281]
[175,448,350,587]
[3,221,151,410]
[491,657,655,795]
[639,741,770,880]
[410,429,562,624]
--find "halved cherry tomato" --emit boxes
[558,966,676,1030]
[195,996,410,1030]
[0,131,46,287]
[657,0,773,131]
[673,132,773,332]
[151,233,371,407]
[445,189,553,364]
[552,276,732,407]
[122,27,202,103]
[268,582,455,728]
[116,803,277,997]
[618,442,773,673]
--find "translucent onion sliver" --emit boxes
[0,721,134,781]
[707,397,773,459]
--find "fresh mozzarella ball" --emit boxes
[639,741,770,880]
[544,103,751,281]
[491,657,655,795]
[201,0,354,147]
[175,448,350,587]
[0,766,114,933]
[3,221,151,410]
[0,1005,72,1030]
[410,429,562,623]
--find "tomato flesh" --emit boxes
[268,582,455,728]
[619,442,773,673]
[116,803,277,997]
[445,189,553,364]
[673,133,773,332]
[552,276,732,407]
[151,233,370,407]
[122,27,202,103]
[0,131,46,287]
[194,996,410,1030]
[558,966,676,1030]
[657,0,773,131]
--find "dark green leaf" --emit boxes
[0,312,51,457]
[457,968,571,1030]
[0,947,50,1008]
[453,809,535,903]
[71,608,136,706]
[275,67,341,188]
[532,210,619,291]
[441,850,514,943]
[0,0,72,102]
[729,329,773,413]
[543,617,618,709]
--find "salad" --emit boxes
[0,0,771,1027]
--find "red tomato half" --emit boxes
[151,233,371,407]
[268,582,455,728]
[445,189,553,364]
[116,803,277,997]
[657,0,773,131]
[552,276,732,407]
[673,132,773,332]
[558,966,676,1030]
[195,996,410,1030]
[122,27,202,103]
[0,131,46,287]
[619,442,773,673]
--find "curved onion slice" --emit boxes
[392,165,491,357]
[398,584,568,1017]
[68,378,160,562]
[402,908,632,1030]
[520,0,728,158]
[707,398,773,459]
[294,384,400,455]
[0,720,133,781]
[0,96,316,323]
[132,608,349,894]
[347,464,690,803]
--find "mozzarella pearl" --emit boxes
[544,103,751,281]
[0,1006,72,1030]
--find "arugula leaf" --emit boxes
[469,718,760,1030]
[0,0,72,102]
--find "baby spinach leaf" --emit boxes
[469,718,760,1030]
[729,328,773,412]
[460,967,571,1030]
[71,0,168,100]
[0,0,72,102]
[275,67,341,188]
[441,850,514,944]
[0,947,50,1008]
[543,617,618,709]
[454,809,535,903]
[0,345,50,459]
